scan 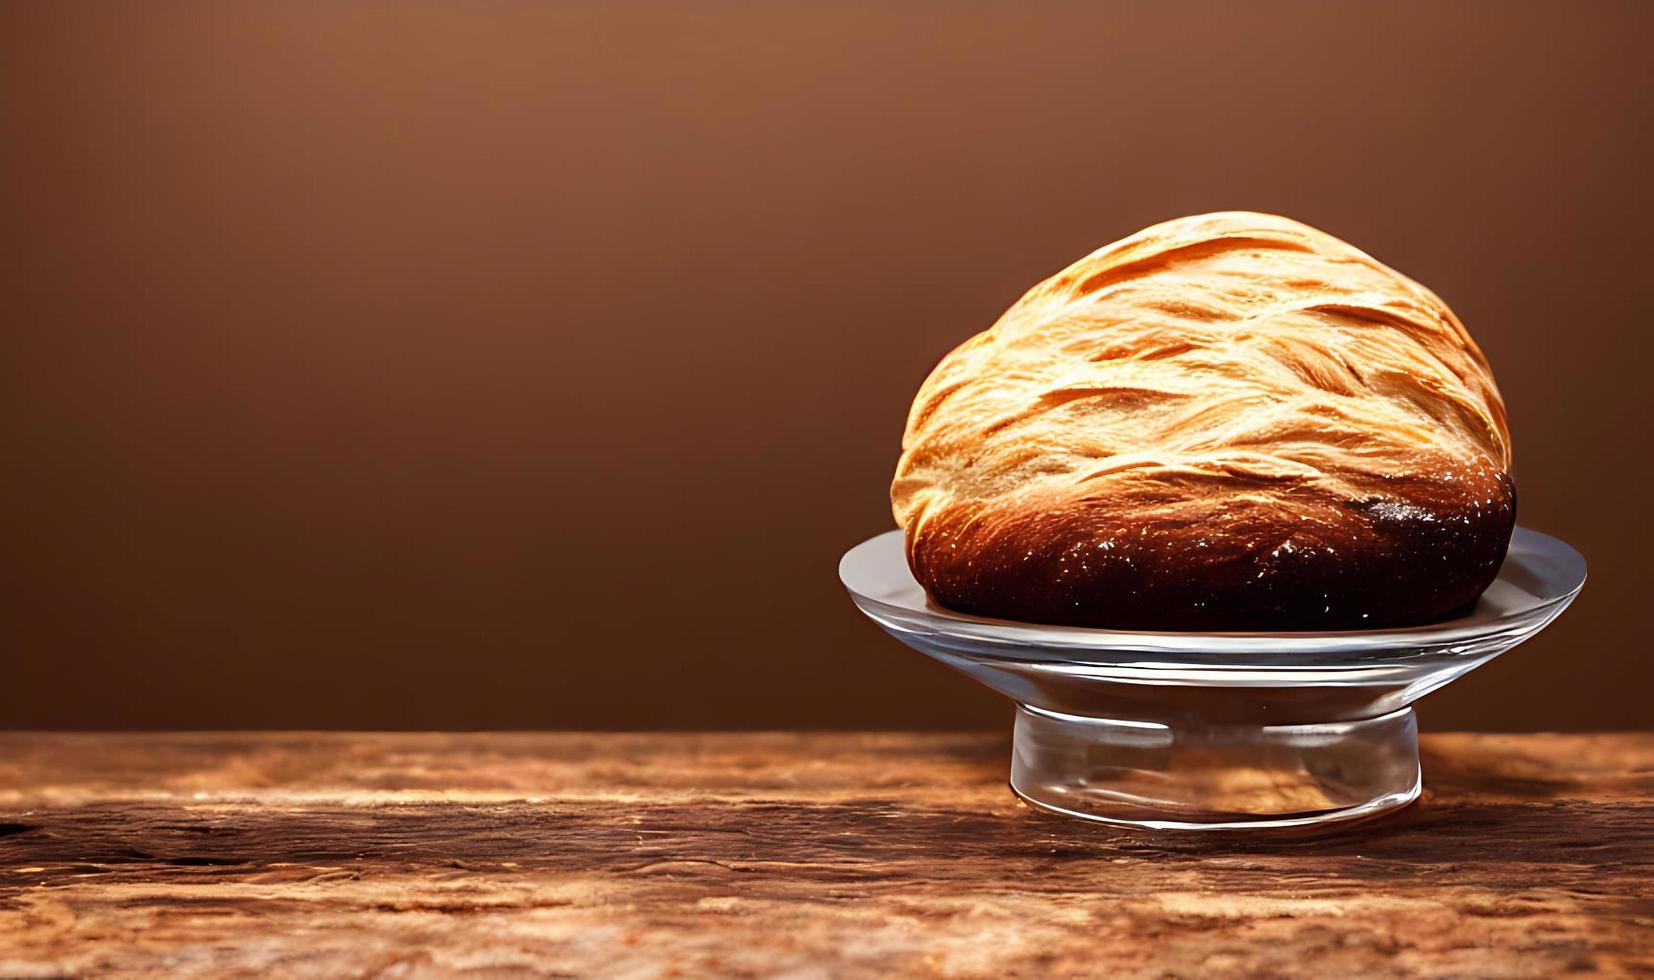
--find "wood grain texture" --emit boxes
[0,732,1650,978]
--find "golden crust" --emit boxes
[891,212,1514,629]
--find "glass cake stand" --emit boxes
[840,527,1585,831]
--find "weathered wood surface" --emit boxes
[0,733,1649,978]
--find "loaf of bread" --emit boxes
[891,212,1514,630]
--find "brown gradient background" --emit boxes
[1,2,1649,731]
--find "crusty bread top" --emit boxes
[892,212,1510,542]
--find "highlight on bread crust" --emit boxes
[891,212,1514,630]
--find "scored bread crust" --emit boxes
[891,212,1515,630]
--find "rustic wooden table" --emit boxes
[0,732,1649,978]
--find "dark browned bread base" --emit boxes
[906,476,1517,632]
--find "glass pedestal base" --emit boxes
[1009,703,1421,829]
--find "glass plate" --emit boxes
[840,527,1585,830]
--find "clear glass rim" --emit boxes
[840,526,1585,663]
